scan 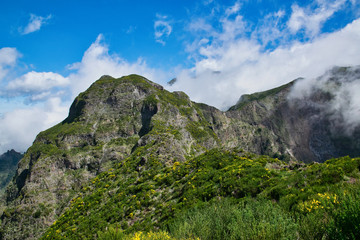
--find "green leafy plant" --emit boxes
[167,198,297,240]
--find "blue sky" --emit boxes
[1,0,360,153]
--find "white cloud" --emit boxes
[287,0,346,37]
[0,47,21,81]
[68,34,168,98]
[251,10,287,48]
[203,0,214,5]
[21,14,52,35]
[219,14,245,42]
[185,3,247,60]
[185,18,215,59]
[154,15,172,45]
[188,18,214,33]
[0,97,68,153]
[170,17,360,110]
[225,1,241,16]
[6,71,70,94]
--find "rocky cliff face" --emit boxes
[227,66,360,162]
[1,68,359,239]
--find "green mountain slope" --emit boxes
[42,149,282,238]
[42,149,360,239]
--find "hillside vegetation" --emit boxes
[40,148,360,239]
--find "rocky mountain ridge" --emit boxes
[1,67,360,239]
[0,150,23,197]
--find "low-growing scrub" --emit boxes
[167,198,297,240]
[40,149,360,240]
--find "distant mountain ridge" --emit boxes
[0,150,23,196]
[1,66,359,239]
[228,66,360,162]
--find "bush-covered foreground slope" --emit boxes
[41,148,360,239]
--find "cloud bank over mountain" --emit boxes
[289,66,360,135]
[169,2,360,110]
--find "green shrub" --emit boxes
[327,187,360,240]
[98,226,125,240]
[297,210,330,240]
[40,150,360,239]
[124,231,180,240]
[167,198,297,240]
[98,229,198,240]
[229,199,298,240]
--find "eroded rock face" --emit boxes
[1,68,359,239]
[225,66,360,162]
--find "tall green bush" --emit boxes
[167,198,297,240]
[327,187,360,240]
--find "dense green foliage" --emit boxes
[167,198,297,240]
[98,228,198,240]
[40,147,360,239]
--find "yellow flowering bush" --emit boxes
[127,231,173,240]
[99,230,200,240]
[299,192,339,212]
